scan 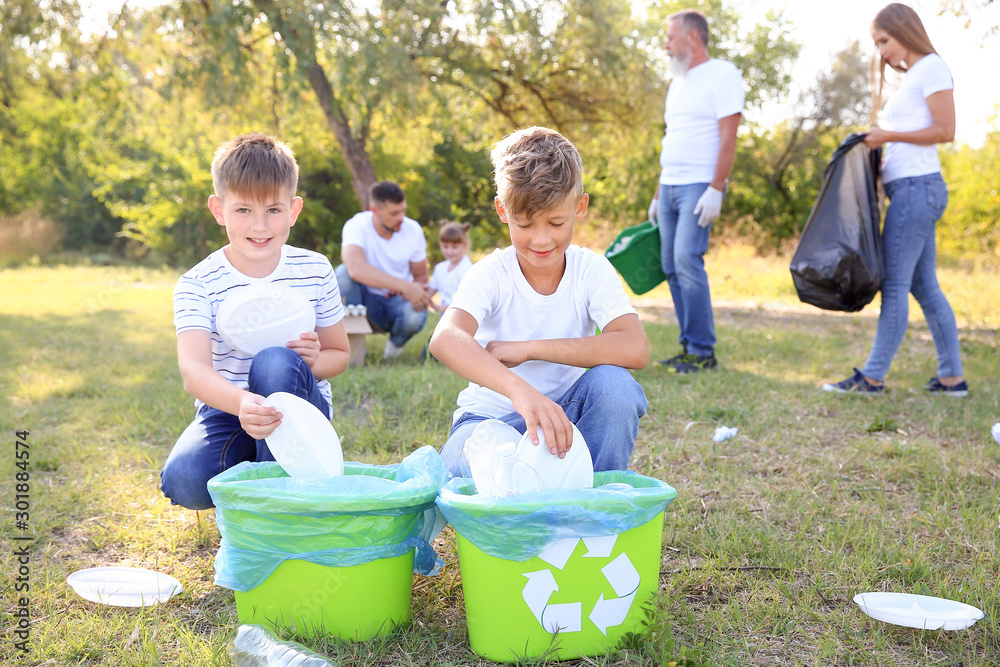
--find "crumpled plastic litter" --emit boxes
[436,471,676,562]
[992,423,1000,445]
[208,445,449,591]
[713,425,738,442]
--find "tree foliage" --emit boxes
[0,0,996,268]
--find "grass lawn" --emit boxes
[1,246,998,666]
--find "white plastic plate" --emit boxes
[67,567,182,607]
[263,392,343,479]
[515,423,594,490]
[216,283,316,355]
[853,592,984,630]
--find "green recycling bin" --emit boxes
[437,472,677,662]
[605,221,668,295]
[208,446,447,640]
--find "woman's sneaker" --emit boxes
[923,377,969,397]
[822,368,884,394]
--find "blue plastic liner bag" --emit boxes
[208,445,449,591]
[435,471,677,561]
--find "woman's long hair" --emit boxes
[869,3,938,121]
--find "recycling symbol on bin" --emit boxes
[521,533,638,636]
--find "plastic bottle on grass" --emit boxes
[229,624,336,667]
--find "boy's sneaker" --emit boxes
[383,340,405,359]
[822,368,884,394]
[655,350,688,367]
[669,354,717,374]
[923,377,969,397]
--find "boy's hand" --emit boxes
[239,393,282,439]
[485,340,531,368]
[287,331,321,368]
[510,385,572,458]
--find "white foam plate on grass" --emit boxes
[67,567,182,607]
[853,592,984,630]
[515,423,593,490]
[263,392,343,479]
[217,283,315,355]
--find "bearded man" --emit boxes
[648,9,744,373]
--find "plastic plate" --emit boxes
[263,392,344,479]
[216,283,316,355]
[515,423,594,490]
[853,592,984,630]
[67,567,182,607]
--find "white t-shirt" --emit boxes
[448,246,637,420]
[173,245,343,412]
[429,255,473,307]
[659,58,745,185]
[880,53,953,184]
[341,211,428,296]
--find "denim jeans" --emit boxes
[159,346,330,510]
[438,365,648,477]
[658,183,716,356]
[335,264,428,348]
[861,172,962,381]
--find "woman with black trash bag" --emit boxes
[823,3,967,397]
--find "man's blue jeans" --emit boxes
[861,173,962,381]
[438,365,648,477]
[160,347,329,510]
[335,264,427,348]
[658,183,716,357]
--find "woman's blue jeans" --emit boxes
[438,365,648,477]
[160,346,330,510]
[335,264,427,348]
[861,172,962,381]
[658,183,716,356]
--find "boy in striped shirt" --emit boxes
[161,133,350,510]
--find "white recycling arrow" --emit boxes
[538,537,578,570]
[522,569,558,623]
[522,534,640,636]
[589,590,637,636]
[582,534,618,558]
[589,553,641,636]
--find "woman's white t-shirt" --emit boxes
[448,246,636,420]
[429,255,472,307]
[881,52,953,184]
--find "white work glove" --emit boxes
[647,196,658,224]
[693,186,723,228]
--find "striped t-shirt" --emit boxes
[173,245,343,412]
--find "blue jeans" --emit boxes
[861,173,962,381]
[160,346,330,510]
[335,264,428,348]
[658,183,716,356]
[439,365,648,477]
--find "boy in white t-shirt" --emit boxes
[161,133,351,510]
[429,127,650,476]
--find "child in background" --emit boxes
[161,133,350,510]
[429,126,649,476]
[427,221,474,314]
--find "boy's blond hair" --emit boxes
[490,127,583,221]
[211,133,298,202]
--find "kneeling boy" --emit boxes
[430,127,649,476]
[161,133,350,509]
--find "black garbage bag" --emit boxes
[790,133,884,312]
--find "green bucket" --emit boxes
[604,221,667,295]
[234,551,414,640]
[457,512,665,662]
